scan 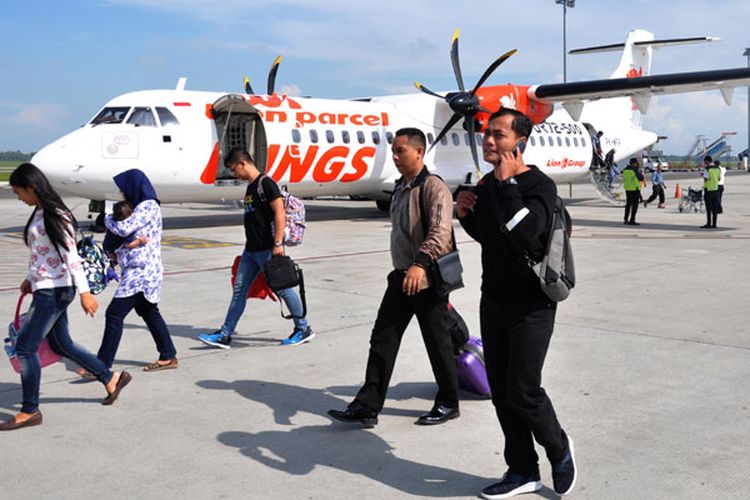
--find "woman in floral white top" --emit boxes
[1,164,131,431]
[95,169,178,372]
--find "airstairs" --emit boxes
[589,167,625,205]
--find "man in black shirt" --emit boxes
[457,109,576,499]
[198,148,313,348]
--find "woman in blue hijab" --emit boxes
[94,169,178,372]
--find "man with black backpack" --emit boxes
[457,109,576,499]
[328,128,460,428]
[198,147,313,348]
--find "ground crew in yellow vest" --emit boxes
[622,158,644,225]
[701,155,720,228]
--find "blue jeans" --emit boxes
[98,292,177,369]
[221,249,308,336]
[16,287,113,413]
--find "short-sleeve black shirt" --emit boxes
[243,175,282,251]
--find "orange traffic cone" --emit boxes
[674,183,681,198]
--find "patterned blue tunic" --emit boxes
[104,199,163,303]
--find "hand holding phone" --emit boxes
[513,140,527,158]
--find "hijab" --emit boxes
[113,169,160,207]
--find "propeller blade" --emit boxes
[428,112,463,153]
[470,49,517,96]
[415,81,445,99]
[244,76,254,95]
[466,117,483,179]
[267,55,282,95]
[450,29,465,93]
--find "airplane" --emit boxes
[31,29,750,220]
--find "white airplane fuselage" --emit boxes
[32,88,642,204]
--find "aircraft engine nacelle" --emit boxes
[474,85,554,130]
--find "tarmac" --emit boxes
[1,172,749,499]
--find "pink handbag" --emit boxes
[5,293,63,373]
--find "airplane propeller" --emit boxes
[415,29,517,177]
[244,55,284,95]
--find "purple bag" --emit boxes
[457,336,491,398]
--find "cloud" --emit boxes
[0,102,69,130]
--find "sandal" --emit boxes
[143,358,178,372]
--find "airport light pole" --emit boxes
[744,47,750,167]
[555,0,576,83]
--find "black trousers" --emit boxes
[480,294,566,475]
[624,190,641,222]
[354,270,458,412]
[704,190,719,226]
[645,185,665,204]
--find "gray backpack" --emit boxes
[527,196,575,302]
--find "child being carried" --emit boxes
[102,201,149,270]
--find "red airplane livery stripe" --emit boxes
[173,102,192,106]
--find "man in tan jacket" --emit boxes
[328,127,459,427]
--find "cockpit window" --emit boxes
[127,107,157,127]
[156,107,179,126]
[90,107,130,125]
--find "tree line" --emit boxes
[0,151,34,161]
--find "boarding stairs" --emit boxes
[589,167,625,205]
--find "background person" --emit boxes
[643,165,666,208]
[701,156,720,228]
[622,158,644,225]
[328,128,460,428]
[2,163,131,430]
[198,148,313,348]
[456,109,576,499]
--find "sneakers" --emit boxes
[198,331,232,349]
[481,471,542,499]
[551,433,577,496]
[281,326,315,346]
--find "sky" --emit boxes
[1,0,749,155]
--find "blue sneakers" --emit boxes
[481,471,542,499]
[198,331,232,349]
[281,327,315,346]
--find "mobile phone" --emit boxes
[513,140,527,158]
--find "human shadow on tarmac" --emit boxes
[573,218,735,232]
[200,378,495,497]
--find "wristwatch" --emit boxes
[274,241,283,247]
[498,177,517,186]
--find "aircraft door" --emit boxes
[211,95,268,184]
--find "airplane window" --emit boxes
[565,137,571,147]
[476,133,482,146]
[557,137,562,147]
[427,132,435,145]
[372,131,380,145]
[326,130,335,143]
[310,130,318,143]
[451,133,459,146]
[464,133,471,146]
[386,131,394,144]
[292,129,301,143]
[90,107,130,125]
[539,136,545,146]
[127,107,157,127]
[156,107,179,126]
[440,135,447,146]
[530,136,536,146]
[548,136,554,146]
[342,130,350,144]
[357,131,365,144]
[573,137,579,147]
[581,137,587,148]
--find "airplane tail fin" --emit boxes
[572,30,720,128]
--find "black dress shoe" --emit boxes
[415,404,460,426]
[0,411,43,431]
[327,405,378,428]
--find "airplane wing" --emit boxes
[527,67,750,119]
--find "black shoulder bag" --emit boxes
[417,173,464,296]
[264,255,307,319]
